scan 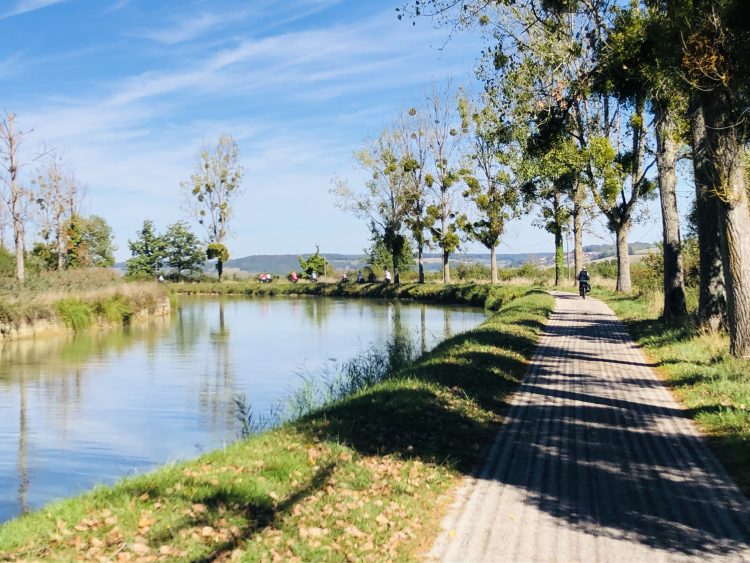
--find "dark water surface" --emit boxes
[0,296,485,523]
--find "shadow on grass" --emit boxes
[120,464,337,561]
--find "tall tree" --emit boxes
[0,112,36,282]
[670,0,750,356]
[688,95,727,331]
[462,98,520,283]
[596,3,688,318]
[332,128,409,283]
[396,108,431,284]
[423,83,469,284]
[182,134,244,281]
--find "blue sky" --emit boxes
[1,0,674,262]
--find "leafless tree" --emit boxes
[0,112,41,282]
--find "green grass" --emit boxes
[55,298,95,331]
[0,289,554,562]
[600,290,750,495]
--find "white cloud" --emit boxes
[0,0,68,20]
[134,11,247,45]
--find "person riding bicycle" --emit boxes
[577,266,590,292]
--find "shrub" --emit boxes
[55,299,94,331]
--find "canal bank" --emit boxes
[0,286,553,561]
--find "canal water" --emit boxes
[0,296,486,523]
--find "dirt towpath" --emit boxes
[430,292,750,562]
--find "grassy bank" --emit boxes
[171,281,528,312]
[600,291,750,495]
[0,269,170,334]
[0,288,554,562]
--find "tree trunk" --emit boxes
[490,245,498,284]
[392,254,400,284]
[56,228,66,270]
[655,105,688,322]
[615,222,632,292]
[689,95,727,331]
[442,250,450,284]
[417,245,425,284]
[573,197,584,277]
[554,226,564,287]
[217,259,223,281]
[701,90,750,357]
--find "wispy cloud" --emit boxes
[134,11,248,45]
[0,0,67,20]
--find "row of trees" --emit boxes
[333,85,519,286]
[0,112,115,279]
[376,0,750,358]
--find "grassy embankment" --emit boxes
[170,280,524,311]
[0,269,170,334]
[0,286,554,562]
[599,289,750,495]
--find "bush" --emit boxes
[55,299,94,331]
[454,261,491,282]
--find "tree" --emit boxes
[595,3,687,318]
[298,245,328,278]
[396,107,432,284]
[0,112,37,282]
[33,155,81,271]
[163,221,204,280]
[689,95,727,331]
[332,129,409,283]
[182,134,244,281]
[423,83,470,284]
[365,231,415,275]
[462,98,520,283]
[66,214,115,268]
[671,0,750,357]
[126,219,165,278]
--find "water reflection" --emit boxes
[0,297,485,523]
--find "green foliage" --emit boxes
[30,242,57,270]
[205,243,228,262]
[454,261,491,281]
[162,221,204,280]
[298,245,328,278]
[94,295,132,324]
[0,246,15,277]
[55,298,94,331]
[126,220,165,279]
[65,214,116,269]
[365,232,415,275]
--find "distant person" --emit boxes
[577,266,590,285]
[157,274,164,283]
[384,268,392,284]
[311,271,318,282]
[357,270,364,283]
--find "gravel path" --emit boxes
[429,292,750,562]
